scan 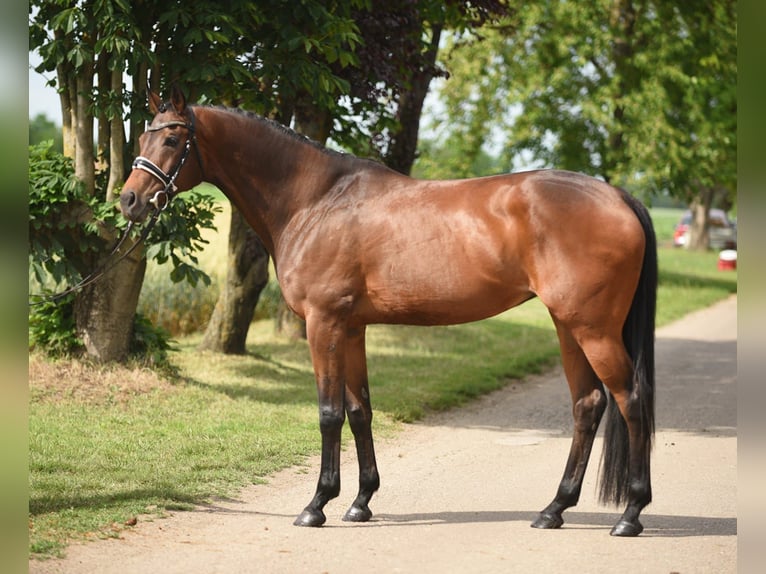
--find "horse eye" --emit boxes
[164,135,179,147]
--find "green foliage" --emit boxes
[28,114,63,152]
[28,296,81,357]
[129,313,176,368]
[144,191,221,288]
[425,1,736,205]
[28,141,100,289]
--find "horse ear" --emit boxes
[148,90,163,115]
[170,84,187,114]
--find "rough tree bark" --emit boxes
[686,185,715,251]
[198,206,270,354]
[106,67,125,201]
[74,248,147,362]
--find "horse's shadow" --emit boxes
[195,502,735,538]
[370,510,736,538]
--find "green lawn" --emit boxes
[28,206,736,558]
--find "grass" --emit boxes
[28,205,737,558]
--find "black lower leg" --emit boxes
[294,407,344,527]
[532,388,606,529]
[343,404,380,522]
[611,442,651,537]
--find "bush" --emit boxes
[28,296,81,356]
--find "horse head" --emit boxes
[120,86,203,222]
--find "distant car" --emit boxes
[673,208,737,250]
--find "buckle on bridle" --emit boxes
[149,189,171,211]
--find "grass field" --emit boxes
[29,203,737,558]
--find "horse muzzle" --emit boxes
[119,189,150,222]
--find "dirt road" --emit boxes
[32,296,737,573]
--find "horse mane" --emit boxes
[200,104,355,162]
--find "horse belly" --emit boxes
[360,250,531,326]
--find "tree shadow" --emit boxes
[30,487,199,516]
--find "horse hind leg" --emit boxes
[578,331,653,537]
[532,321,607,530]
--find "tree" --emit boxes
[424,0,736,249]
[29,0,254,360]
[198,207,270,353]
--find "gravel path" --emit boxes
[31,296,737,573]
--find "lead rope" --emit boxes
[28,211,161,306]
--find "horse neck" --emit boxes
[194,106,343,255]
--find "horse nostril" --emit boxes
[121,190,136,208]
[119,191,138,216]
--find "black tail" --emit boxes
[599,191,657,506]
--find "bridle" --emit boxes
[131,106,203,211]
[29,107,203,305]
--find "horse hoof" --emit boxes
[610,518,643,537]
[530,512,564,529]
[343,504,372,523]
[293,508,326,527]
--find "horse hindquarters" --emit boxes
[598,193,657,536]
[534,191,657,536]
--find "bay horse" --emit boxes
[121,87,656,536]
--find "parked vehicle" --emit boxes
[673,209,737,250]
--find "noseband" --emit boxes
[131,108,203,211]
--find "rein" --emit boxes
[29,111,201,306]
[29,214,160,306]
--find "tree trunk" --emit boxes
[57,46,146,363]
[130,61,149,159]
[74,246,147,362]
[97,52,110,164]
[199,206,270,354]
[384,24,442,176]
[74,69,96,197]
[686,186,714,251]
[107,67,126,201]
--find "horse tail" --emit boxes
[599,190,657,506]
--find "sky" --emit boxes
[28,51,62,125]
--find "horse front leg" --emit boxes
[294,316,347,527]
[342,326,380,522]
